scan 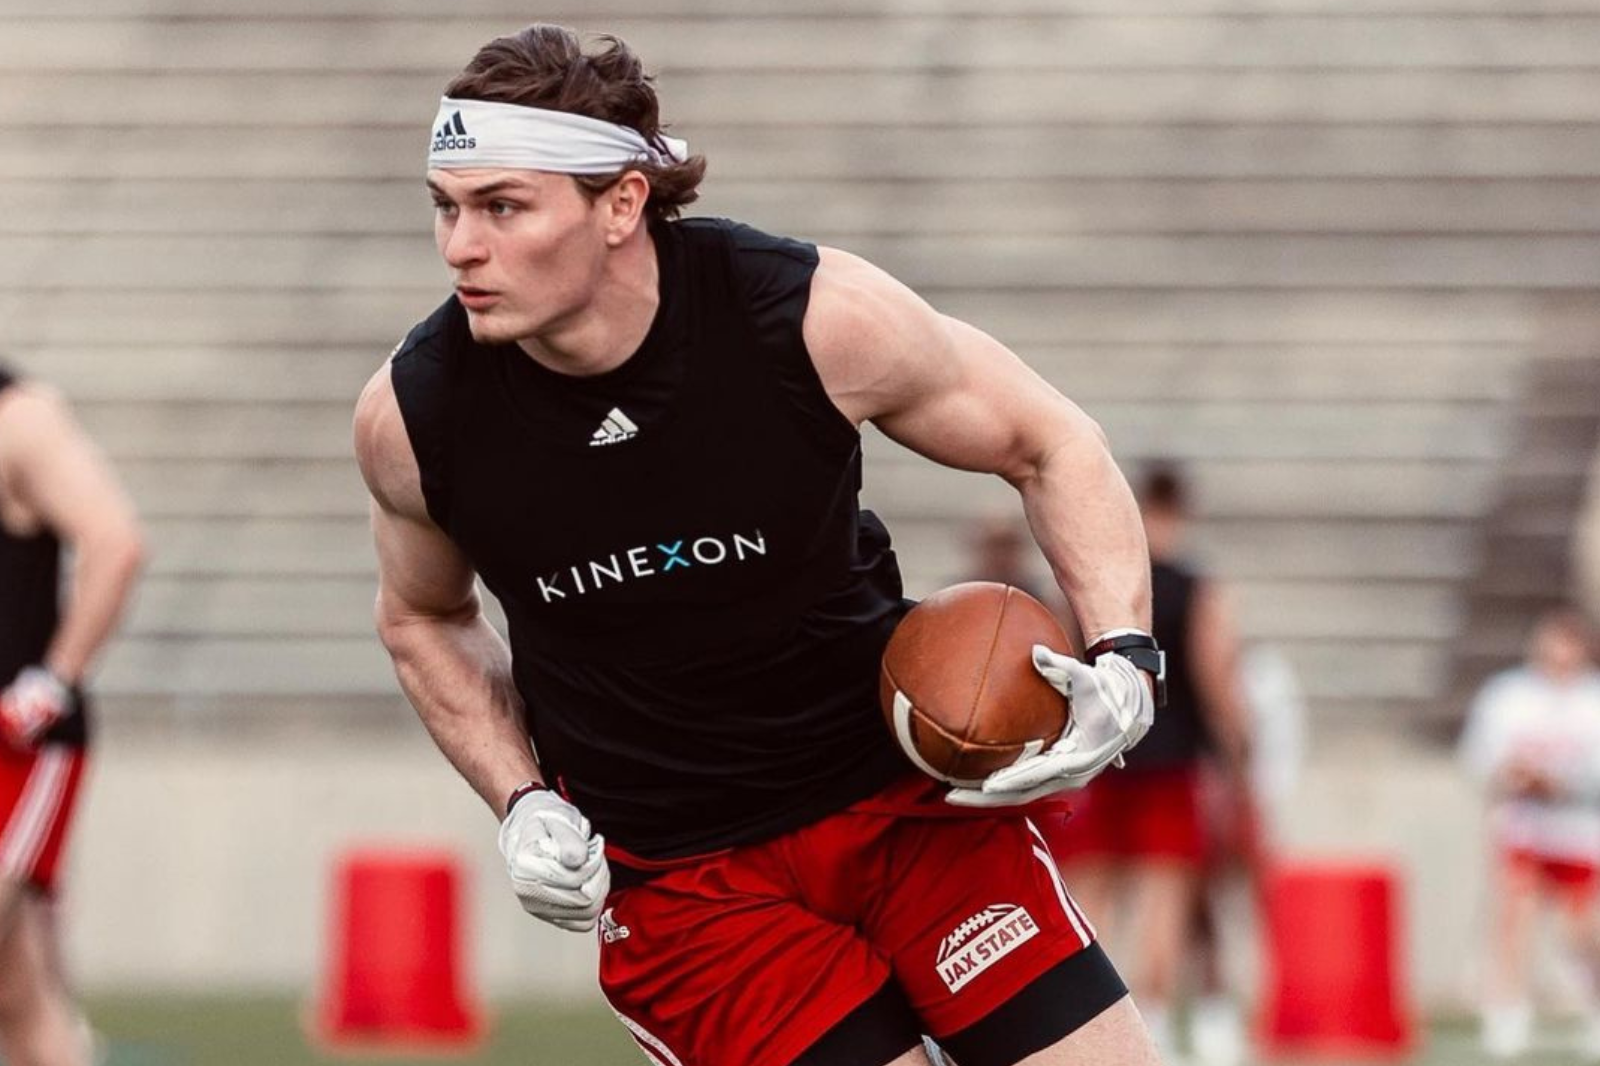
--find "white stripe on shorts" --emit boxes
[610,1007,684,1066]
[0,747,70,882]
[1026,817,1095,947]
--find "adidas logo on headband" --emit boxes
[432,111,476,153]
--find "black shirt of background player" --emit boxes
[1118,559,1207,771]
[0,365,87,747]
[391,219,912,862]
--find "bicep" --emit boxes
[2,390,138,543]
[805,248,1100,484]
[371,498,477,623]
[354,362,477,623]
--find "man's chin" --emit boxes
[464,312,520,346]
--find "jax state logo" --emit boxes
[935,904,1039,993]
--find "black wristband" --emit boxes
[1085,632,1167,709]
[506,780,549,816]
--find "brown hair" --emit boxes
[444,24,706,220]
[1138,462,1189,514]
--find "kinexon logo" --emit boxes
[535,530,767,603]
[432,111,476,152]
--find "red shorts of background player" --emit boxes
[0,744,88,895]
[598,773,1126,1066]
[1502,847,1600,913]
[1047,764,1205,866]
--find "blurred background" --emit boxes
[4,0,1600,1062]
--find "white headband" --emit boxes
[427,96,689,174]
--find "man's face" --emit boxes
[427,168,609,346]
[1530,616,1592,681]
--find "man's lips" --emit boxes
[456,286,499,309]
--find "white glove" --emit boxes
[497,788,610,932]
[946,645,1155,808]
[0,666,71,750]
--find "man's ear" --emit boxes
[604,171,650,246]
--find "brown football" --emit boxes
[879,582,1073,787]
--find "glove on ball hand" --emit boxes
[946,646,1155,807]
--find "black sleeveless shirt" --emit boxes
[391,219,911,860]
[0,366,86,747]
[1121,558,1207,771]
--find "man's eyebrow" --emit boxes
[425,178,529,199]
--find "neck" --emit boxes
[517,223,659,376]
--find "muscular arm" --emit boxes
[0,385,144,684]
[354,367,538,818]
[804,248,1150,642]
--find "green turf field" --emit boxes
[72,999,1600,1066]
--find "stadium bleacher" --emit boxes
[5,3,1595,738]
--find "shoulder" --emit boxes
[354,308,454,521]
[0,381,76,462]
[390,297,467,376]
[678,216,817,265]
[802,246,955,424]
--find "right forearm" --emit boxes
[381,608,539,818]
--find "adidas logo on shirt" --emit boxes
[431,111,476,152]
[590,407,639,446]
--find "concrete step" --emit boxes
[142,517,375,577]
[67,397,1508,461]
[868,403,1508,464]
[15,342,1521,404]
[18,0,1600,16]
[893,516,1479,585]
[9,70,1600,127]
[125,576,377,638]
[97,635,395,696]
[93,628,1442,705]
[74,401,354,460]
[862,456,1500,521]
[145,513,1476,586]
[7,126,1600,182]
[12,178,1600,238]
[115,459,1502,525]
[5,232,1598,292]
[1030,344,1523,403]
[9,16,1600,74]
[0,289,1543,347]
[22,346,381,403]
[120,460,364,519]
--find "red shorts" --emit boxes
[598,775,1106,1066]
[0,744,87,895]
[1048,765,1205,865]
[1503,847,1599,910]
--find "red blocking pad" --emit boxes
[315,848,485,1051]
[1257,861,1415,1061]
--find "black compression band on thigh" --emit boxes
[936,943,1128,1066]
[790,980,923,1066]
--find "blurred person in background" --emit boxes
[1578,445,1600,626]
[356,23,1168,1066]
[1052,463,1257,1064]
[1459,607,1600,1060]
[959,511,1049,604]
[0,363,144,1066]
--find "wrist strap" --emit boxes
[1084,631,1167,709]
[1084,629,1157,659]
[506,780,549,816]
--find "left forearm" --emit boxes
[45,524,145,684]
[1013,425,1151,645]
